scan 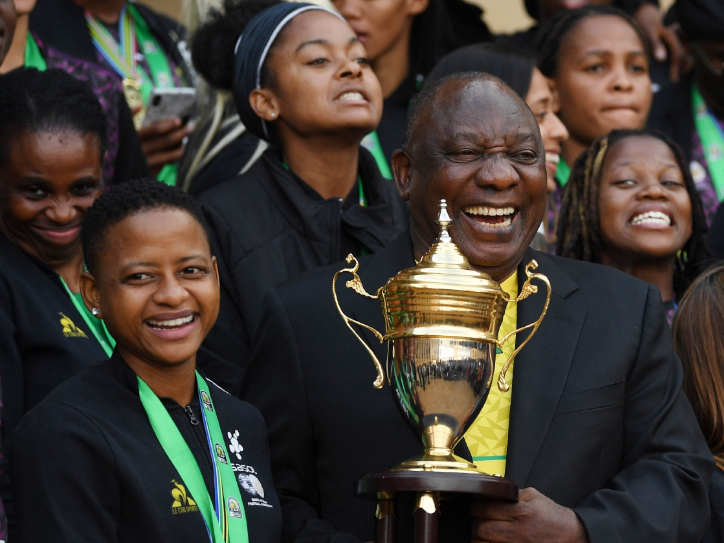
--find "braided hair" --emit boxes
[536,5,650,79]
[556,129,709,298]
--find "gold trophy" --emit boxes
[333,199,551,542]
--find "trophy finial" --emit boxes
[436,199,452,243]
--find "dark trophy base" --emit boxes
[355,470,518,543]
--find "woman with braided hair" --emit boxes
[557,129,709,325]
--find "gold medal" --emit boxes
[122,78,146,130]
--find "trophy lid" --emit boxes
[379,200,507,343]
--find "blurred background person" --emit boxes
[197,3,407,394]
[649,0,724,226]
[673,263,724,543]
[557,129,709,325]
[425,42,569,252]
[0,68,113,538]
[0,0,150,187]
[29,0,195,185]
[330,0,493,171]
[0,0,15,67]
[506,0,684,83]
[179,0,279,196]
[537,5,653,189]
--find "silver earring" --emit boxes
[91,308,100,316]
[270,112,276,118]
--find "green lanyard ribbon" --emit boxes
[692,84,724,201]
[138,373,249,543]
[24,33,47,71]
[58,277,115,358]
[556,157,571,188]
[360,131,392,180]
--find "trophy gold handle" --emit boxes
[332,254,386,389]
[496,260,552,392]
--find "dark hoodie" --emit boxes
[197,146,408,395]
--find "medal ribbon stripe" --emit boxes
[85,6,136,80]
[138,374,249,543]
[693,84,724,201]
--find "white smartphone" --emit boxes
[141,87,196,128]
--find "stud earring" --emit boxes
[91,308,100,316]
[270,112,276,118]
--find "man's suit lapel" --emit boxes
[504,250,586,487]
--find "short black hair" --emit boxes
[536,5,650,79]
[403,71,513,152]
[192,0,281,90]
[0,68,108,167]
[81,179,211,276]
[426,42,536,100]
[556,128,709,299]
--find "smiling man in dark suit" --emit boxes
[241,72,713,543]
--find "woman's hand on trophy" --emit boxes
[470,487,590,543]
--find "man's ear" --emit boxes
[392,149,412,202]
[249,88,280,123]
[80,271,103,319]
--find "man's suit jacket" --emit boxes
[241,232,713,543]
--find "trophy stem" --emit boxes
[392,450,479,473]
[391,415,480,473]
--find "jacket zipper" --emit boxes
[183,404,214,471]
[185,405,200,425]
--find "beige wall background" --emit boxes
[143,0,675,34]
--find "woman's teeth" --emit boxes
[545,153,560,164]
[337,92,364,101]
[147,315,194,329]
[631,211,671,226]
[463,206,515,228]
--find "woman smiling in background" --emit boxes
[0,68,114,537]
[557,129,709,325]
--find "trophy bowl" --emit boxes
[390,337,495,471]
[334,199,550,475]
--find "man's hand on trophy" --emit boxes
[470,487,590,543]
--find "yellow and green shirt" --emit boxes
[464,272,518,476]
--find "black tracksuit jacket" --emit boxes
[10,352,281,543]
[0,235,110,532]
[197,147,408,395]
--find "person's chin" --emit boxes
[599,110,643,131]
[145,343,201,368]
[332,118,379,140]
[455,215,530,271]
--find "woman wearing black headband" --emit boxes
[197,3,408,394]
